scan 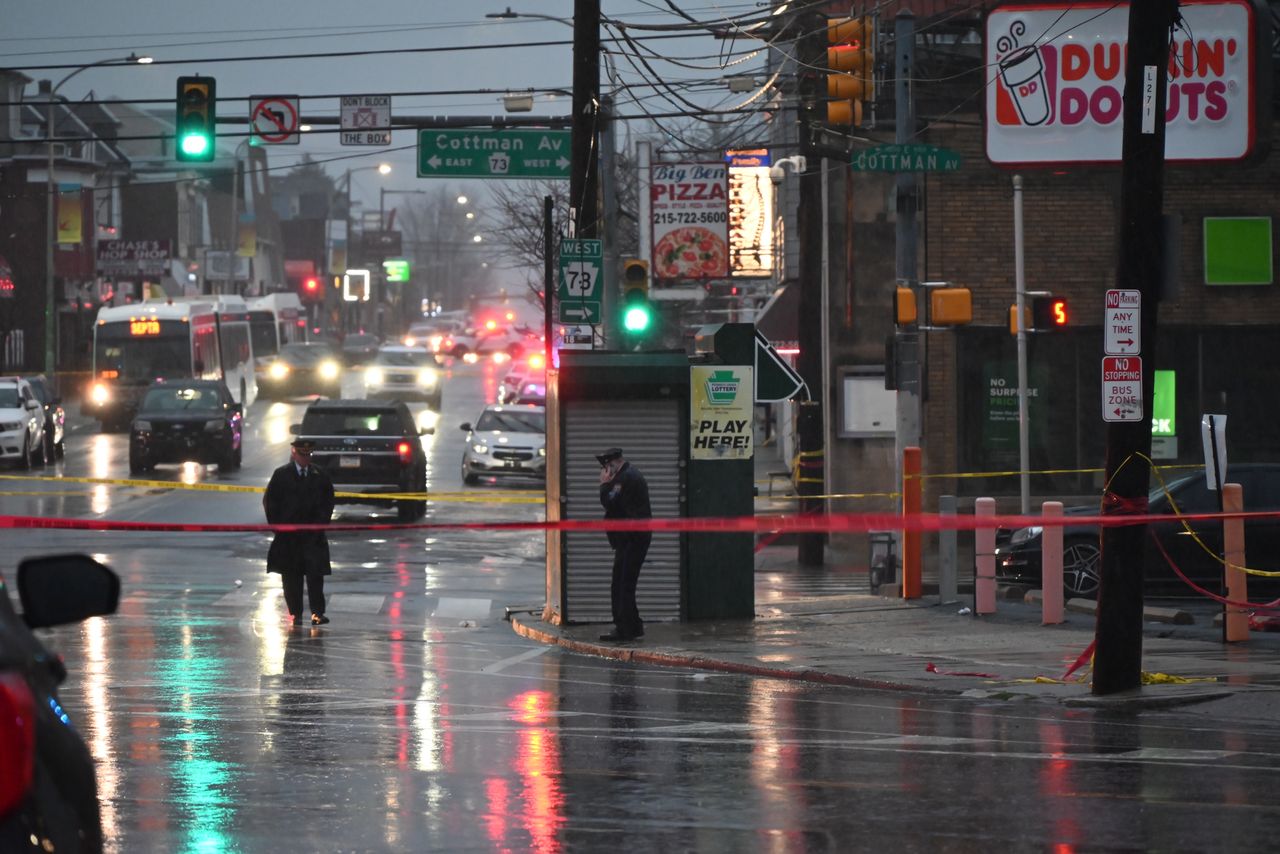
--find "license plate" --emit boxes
[340,456,360,468]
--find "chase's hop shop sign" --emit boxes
[985,0,1269,165]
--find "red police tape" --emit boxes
[3,509,1278,535]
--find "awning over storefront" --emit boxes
[754,283,797,352]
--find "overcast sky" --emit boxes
[3,1,771,282]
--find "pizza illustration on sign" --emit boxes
[653,226,727,279]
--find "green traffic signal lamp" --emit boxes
[622,301,652,333]
[176,76,216,162]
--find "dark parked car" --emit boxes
[995,464,1280,599]
[23,375,64,461]
[129,379,243,473]
[292,399,431,521]
[0,554,119,853]
[260,343,344,399]
[341,333,381,365]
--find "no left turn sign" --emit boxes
[249,96,301,145]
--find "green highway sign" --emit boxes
[850,144,962,173]
[417,129,571,179]
[557,238,603,325]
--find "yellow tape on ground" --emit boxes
[0,474,543,504]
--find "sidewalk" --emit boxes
[515,527,1280,717]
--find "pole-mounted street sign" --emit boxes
[557,238,602,325]
[850,143,962,173]
[418,129,572,179]
[340,95,392,146]
[1101,355,1143,422]
[1104,288,1141,355]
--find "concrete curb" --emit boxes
[509,616,964,697]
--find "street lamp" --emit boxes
[45,52,151,378]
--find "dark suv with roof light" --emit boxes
[292,399,431,521]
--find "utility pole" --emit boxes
[795,9,826,566]
[571,0,601,240]
[1093,0,1179,696]
[892,9,919,580]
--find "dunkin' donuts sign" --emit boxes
[985,0,1265,164]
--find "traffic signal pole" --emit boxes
[892,10,920,578]
[1093,0,1179,696]
[796,11,826,566]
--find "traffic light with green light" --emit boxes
[620,258,653,339]
[176,76,216,162]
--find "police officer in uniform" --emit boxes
[597,447,651,641]
[264,438,336,627]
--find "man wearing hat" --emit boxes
[597,447,651,641]
[264,438,336,626]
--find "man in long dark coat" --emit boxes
[264,438,335,626]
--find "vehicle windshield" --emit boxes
[376,350,432,367]
[475,410,545,433]
[301,409,398,435]
[0,387,19,408]
[26,378,49,403]
[280,345,335,366]
[141,386,222,413]
[95,334,191,382]
[248,313,279,359]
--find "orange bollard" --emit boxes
[1041,501,1064,625]
[975,497,996,614]
[1223,483,1248,643]
[902,446,922,599]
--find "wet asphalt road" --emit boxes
[5,360,1280,852]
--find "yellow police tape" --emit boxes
[0,473,543,505]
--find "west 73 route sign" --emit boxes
[557,239,602,325]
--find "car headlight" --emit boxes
[133,419,151,432]
[318,360,341,380]
[472,443,488,454]
[1009,526,1043,545]
[269,362,290,380]
[403,336,416,347]
[365,367,385,385]
[90,383,110,404]
[417,368,438,387]
[538,447,546,457]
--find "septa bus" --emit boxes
[87,295,257,430]
[246,292,308,382]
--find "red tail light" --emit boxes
[397,441,412,464]
[0,672,36,816]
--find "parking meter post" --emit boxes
[975,497,997,615]
[1223,483,1248,643]
[938,495,957,605]
[1041,501,1064,625]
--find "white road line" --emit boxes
[480,646,550,674]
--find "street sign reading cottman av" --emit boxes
[417,130,571,179]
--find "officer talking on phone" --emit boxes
[597,447,651,642]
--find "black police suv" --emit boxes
[129,379,243,474]
[292,399,431,521]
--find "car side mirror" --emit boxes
[289,423,301,435]
[18,554,120,629]
[459,422,472,432]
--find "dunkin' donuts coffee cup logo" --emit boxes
[985,2,1259,164]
